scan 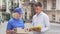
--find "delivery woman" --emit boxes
[6,7,24,34]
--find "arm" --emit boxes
[6,30,15,34]
[41,16,50,32]
[29,17,41,32]
[6,21,15,34]
[29,17,34,31]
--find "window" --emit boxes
[52,0,56,9]
[1,0,6,11]
[2,0,6,5]
[52,15,55,20]
[9,0,19,11]
[52,15,55,17]
[25,12,27,20]
[23,0,29,2]
[43,0,47,9]
[59,19,60,21]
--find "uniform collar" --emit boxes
[13,18,20,20]
[39,11,43,15]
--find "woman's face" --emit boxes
[13,13,22,19]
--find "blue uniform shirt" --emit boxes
[7,18,24,30]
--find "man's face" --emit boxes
[35,6,42,14]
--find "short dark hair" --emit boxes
[34,2,42,7]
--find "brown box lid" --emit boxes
[15,28,29,34]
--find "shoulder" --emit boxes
[42,12,49,18]
[32,14,36,19]
[41,12,49,20]
[8,18,14,23]
[20,19,24,22]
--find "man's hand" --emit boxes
[29,28,41,32]
[34,28,41,32]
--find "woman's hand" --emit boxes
[6,29,16,34]
[29,28,33,31]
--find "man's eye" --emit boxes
[36,8,38,10]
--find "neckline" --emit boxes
[13,18,20,20]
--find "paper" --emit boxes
[16,28,29,34]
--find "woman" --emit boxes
[6,7,24,34]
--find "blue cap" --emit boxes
[13,7,23,14]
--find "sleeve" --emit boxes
[6,21,13,30]
[32,17,34,26]
[22,20,25,28]
[41,15,50,32]
[20,19,25,29]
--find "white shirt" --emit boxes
[32,12,50,33]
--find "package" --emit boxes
[14,28,29,34]
[34,26,42,29]
[30,26,42,31]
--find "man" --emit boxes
[6,7,24,34]
[29,2,50,34]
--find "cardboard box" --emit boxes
[14,28,29,34]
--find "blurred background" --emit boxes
[0,0,60,34]
[0,0,60,23]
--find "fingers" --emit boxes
[29,28,32,31]
[35,28,41,32]
[32,28,41,32]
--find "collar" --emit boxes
[36,11,43,16]
[13,18,20,20]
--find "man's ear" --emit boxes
[40,7,42,11]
